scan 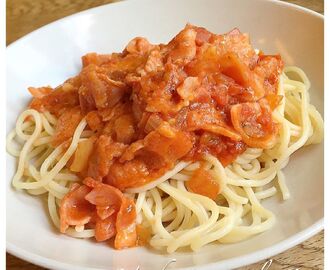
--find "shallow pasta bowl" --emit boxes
[6,0,324,269]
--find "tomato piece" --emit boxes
[144,130,193,162]
[265,94,283,110]
[185,166,220,200]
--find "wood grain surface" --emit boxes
[6,0,324,269]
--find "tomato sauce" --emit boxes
[34,25,285,250]
[29,25,283,190]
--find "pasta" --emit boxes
[6,25,323,253]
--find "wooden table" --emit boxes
[6,0,324,269]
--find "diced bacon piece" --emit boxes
[119,140,145,162]
[144,50,164,73]
[221,29,257,68]
[30,84,79,116]
[194,26,213,46]
[114,197,137,249]
[168,28,197,65]
[60,185,94,233]
[144,113,163,134]
[96,206,116,220]
[126,37,153,55]
[95,214,117,242]
[79,85,96,113]
[201,124,241,141]
[28,87,53,98]
[85,183,123,210]
[107,130,193,190]
[52,107,82,146]
[80,65,127,110]
[254,54,284,95]
[82,53,113,67]
[185,45,220,76]
[87,135,127,181]
[86,111,103,131]
[219,53,264,99]
[83,177,102,188]
[230,102,277,148]
[156,122,176,138]
[177,77,200,102]
[114,114,136,144]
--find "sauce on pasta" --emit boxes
[29,25,283,191]
[7,25,323,252]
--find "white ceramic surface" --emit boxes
[6,0,324,269]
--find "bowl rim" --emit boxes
[7,220,323,270]
[6,0,324,50]
[6,0,324,269]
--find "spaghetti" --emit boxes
[6,25,323,253]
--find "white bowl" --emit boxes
[6,0,324,269]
